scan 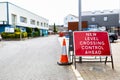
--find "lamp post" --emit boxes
[78,0,82,31]
[78,0,82,63]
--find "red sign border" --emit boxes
[73,31,112,56]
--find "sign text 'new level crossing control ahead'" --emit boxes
[73,31,111,56]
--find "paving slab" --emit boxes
[58,36,120,80]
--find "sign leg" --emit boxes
[100,57,102,62]
[111,55,114,70]
[105,56,108,65]
[72,51,74,63]
[79,57,82,63]
[74,56,76,69]
[68,51,71,62]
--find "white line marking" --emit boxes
[71,65,84,80]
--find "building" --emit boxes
[64,10,120,36]
[64,14,78,27]
[82,10,119,33]
[0,2,49,36]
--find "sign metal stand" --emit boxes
[73,31,114,70]
[68,31,74,63]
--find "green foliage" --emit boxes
[31,28,40,37]
[32,31,39,37]
[1,32,7,39]
[53,23,57,33]
[15,28,21,32]
[1,27,41,39]
[8,34,15,38]
[1,32,15,39]
[34,28,40,36]
[15,32,20,38]
[22,32,28,38]
[26,27,32,37]
[26,27,32,33]
[27,33,32,37]
[34,28,39,32]
[1,28,28,39]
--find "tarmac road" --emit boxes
[0,35,76,80]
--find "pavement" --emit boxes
[58,36,120,80]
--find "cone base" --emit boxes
[57,62,72,65]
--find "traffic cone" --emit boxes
[57,38,72,65]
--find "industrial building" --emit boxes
[64,10,120,36]
[0,2,49,36]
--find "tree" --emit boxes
[26,27,32,37]
[34,27,40,36]
[53,23,57,34]
[15,28,21,32]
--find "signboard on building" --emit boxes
[73,31,111,56]
[68,21,88,31]
[5,27,14,33]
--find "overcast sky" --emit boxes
[1,0,120,25]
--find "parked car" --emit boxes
[109,33,118,43]
[0,34,2,41]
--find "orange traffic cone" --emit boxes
[57,38,72,65]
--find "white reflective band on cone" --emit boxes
[62,46,67,55]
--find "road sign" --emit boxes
[73,31,111,56]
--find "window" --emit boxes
[71,17,73,20]
[30,19,35,25]
[46,23,47,27]
[46,23,48,27]
[91,17,95,22]
[41,22,43,26]
[11,14,17,25]
[65,22,67,25]
[104,16,108,22]
[20,16,27,23]
[37,21,39,26]
[44,23,46,27]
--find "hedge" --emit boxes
[1,32,28,39]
